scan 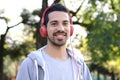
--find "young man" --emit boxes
[16,3,92,80]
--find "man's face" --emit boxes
[47,11,71,46]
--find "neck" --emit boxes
[45,44,69,61]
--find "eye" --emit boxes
[51,22,58,27]
[63,22,69,26]
[51,23,56,25]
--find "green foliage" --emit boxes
[88,13,120,62]
[85,0,120,76]
[4,40,36,60]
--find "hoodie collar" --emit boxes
[28,46,82,68]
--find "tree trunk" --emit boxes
[104,74,107,80]
[111,72,115,80]
[36,0,48,49]
[0,56,3,80]
[36,25,47,49]
[0,35,5,80]
[97,71,100,80]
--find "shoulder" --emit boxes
[19,56,34,70]
[66,48,89,68]
[19,48,42,68]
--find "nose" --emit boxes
[56,25,64,31]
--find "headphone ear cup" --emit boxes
[70,26,74,36]
[39,26,48,37]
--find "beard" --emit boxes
[47,31,68,46]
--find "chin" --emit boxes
[53,42,66,46]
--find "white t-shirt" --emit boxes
[42,51,76,80]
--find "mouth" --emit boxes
[53,32,67,36]
[53,32,67,40]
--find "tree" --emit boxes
[3,37,36,79]
[84,0,120,79]
[0,14,22,79]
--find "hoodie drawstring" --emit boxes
[34,59,38,80]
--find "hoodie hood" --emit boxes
[28,46,47,68]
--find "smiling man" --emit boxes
[47,11,70,46]
[16,3,92,80]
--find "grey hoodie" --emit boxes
[16,46,92,80]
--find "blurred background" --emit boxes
[0,0,120,80]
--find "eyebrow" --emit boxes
[50,20,69,23]
[50,20,57,23]
[63,20,69,23]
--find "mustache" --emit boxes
[53,31,67,36]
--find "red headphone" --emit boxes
[40,6,74,38]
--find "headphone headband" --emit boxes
[41,6,51,25]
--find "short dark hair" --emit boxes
[43,3,69,26]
